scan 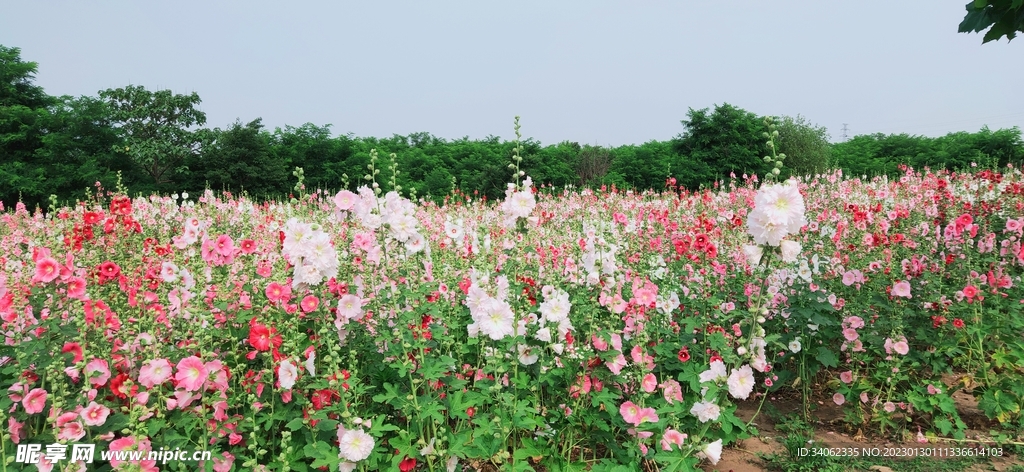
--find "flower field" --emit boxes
[2,160,1024,471]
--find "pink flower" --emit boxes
[8,418,24,443]
[636,407,659,425]
[300,295,319,313]
[605,354,627,375]
[892,280,912,298]
[85,359,111,387]
[833,393,845,406]
[215,234,235,257]
[660,429,687,451]
[892,340,909,356]
[884,401,897,413]
[175,356,208,392]
[138,359,173,389]
[81,401,111,426]
[842,328,859,342]
[66,276,87,299]
[213,452,235,472]
[660,379,683,404]
[58,420,86,442]
[33,257,60,284]
[927,384,941,395]
[265,282,291,304]
[592,334,609,351]
[640,373,658,393]
[23,388,47,414]
[840,371,854,384]
[619,401,641,425]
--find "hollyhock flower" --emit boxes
[138,359,173,389]
[660,379,683,404]
[592,334,609,351]
[81,401,111,426]
[619,401,641,425]
[337,294,364,321]
[605,354,627,375]
[742,245,763,266]
[840,371,854,384]
[338,428,375,462]
[833,393,845,405]
[249,322,281,352]
[66,276,87,299]
[279,360,298,390]
[698,360,728,384]
[62,342,83,363]
[788,339,802,353]
[517,345,539,366]
[265,282,290,304]
[660,429,687,451]
[85,359,111,387]
[892,339,910,355]
[892,280,912,298]
[727,365,755,400]
[22,388,47,414]
[690,400,721,423]
[213,452,235,472]
[697,439,723,465]
[58,419,86,442]
[779,239,802,263]
[98,261,121,280]
[300,295,319,313]
[175,356,208,392]
[304,350,316,377]
[641,373,658,393]
[33,257,60,283]
[478,301,515,341]
[636,407,659,425]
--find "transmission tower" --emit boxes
[841,123,849,141]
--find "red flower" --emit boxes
[399,457,417,472]
[248,322,281,352]
[98,261,121,281]
[62,342,83,363]
[953,318,965,329]
[109,373,136,399]
[677,347,690,363]
[83,211,103,225]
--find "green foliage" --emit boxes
[674,103,772,187]
[774,115,832,178]
[188,118,289,197]
[959,0,1024,43]
[831,127,1024,178]
[99,84,207,186]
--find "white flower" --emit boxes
[160,262,179,283]
[697,439,723,465]
[338,428,374,462]
[305,351,316,377]
[779,239,802,263]
[539,290,571,324]
[476,300,515,340]
[742,245,763,266]
[337,295,363,321]
[727,365,755,400]
[534,327,552,343]
[788,339,802,353]
[279,360,298,390]
[517,344,539,365]
[698,360,728,384]
[690,400,721,423]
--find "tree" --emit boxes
[0,45,56,207]
[674,103,771,183]
[959,0,1024,43]
[774,115,832,178]
[99,85,207,187]
[34,95,124,200]
[575,145,613,186]
[190,119,287,196]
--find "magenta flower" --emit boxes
[33,257,60,284]
[22,388,47,414]
[175,356,208,392]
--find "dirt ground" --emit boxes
[707,385,1024,472]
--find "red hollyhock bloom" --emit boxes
[399,457,417,472]
[248,322,281,352]
[953,318,965,329]
[109,373,136,399]
[677,347,690,363]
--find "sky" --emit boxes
[2,1,1022,147]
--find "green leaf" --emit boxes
[815,347,839,368]
[286,417,306,431]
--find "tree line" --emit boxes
[2,45,1023,209]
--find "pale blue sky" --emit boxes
[2,1,1021,146]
